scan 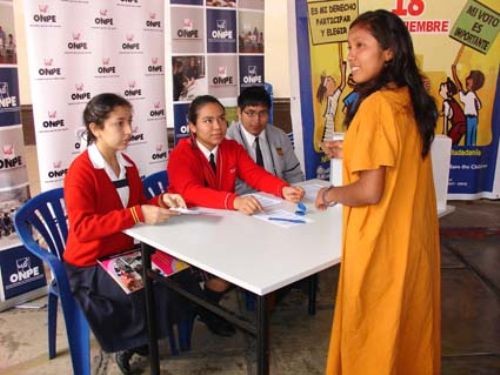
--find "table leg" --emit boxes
[256,295,269,375]
[308,273,318,316]
[141,243,159,375]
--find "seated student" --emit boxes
[226,86,305,195]
[167,95,304,335]
[63,93,189,374]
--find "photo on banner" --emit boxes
[290,0,499,198]
[167,1,265,144]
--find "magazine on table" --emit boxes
[97,248,189,294]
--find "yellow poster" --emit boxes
[308,0,498,148]
[299,0,499,197]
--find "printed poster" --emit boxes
[290,0,500,199]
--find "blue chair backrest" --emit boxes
[143,170,168,199]
[14,188,91,375]
[14,188,68,261]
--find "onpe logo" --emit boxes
[10,256,41,284]
[216,20,226,31]
[74,127,87,151]
[248,65,257,76]
[3,144,14,157]
[183,18,193,31]
[218,66,227,78]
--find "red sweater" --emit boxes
[64,151,160,267]
[168,138,288,209]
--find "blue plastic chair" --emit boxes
[13,188,91,375]
[143,170,168,199]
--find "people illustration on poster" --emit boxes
[451,64,485,147]
[314,57,346,153]
[438,77,467,145]
[342,73,359,116]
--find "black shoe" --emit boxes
[199,313,236,337]
[115,350,134,375]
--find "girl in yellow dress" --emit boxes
[316,10,440,375]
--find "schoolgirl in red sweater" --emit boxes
[63,93,187,374]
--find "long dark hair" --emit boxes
[83,93,131,145]
[187,95,225,124]
[344,10,437,157]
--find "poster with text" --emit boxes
[290,0,499,199]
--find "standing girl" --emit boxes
[63,93,187,374]
[316,10,440,375]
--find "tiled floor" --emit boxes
[0,145,499,374]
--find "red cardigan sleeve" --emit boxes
[64,156,157,243]
[234,144,288,197]
[168,140,288,209]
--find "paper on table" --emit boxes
[247,193,282,209]
[302,183,326,201]
[254,208,314,228]
[170,207,212,215]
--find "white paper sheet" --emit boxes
[253,208,314,228]
[247,193,283,209]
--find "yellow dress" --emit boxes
[326,87,441,375]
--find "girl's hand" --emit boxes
[315,187,331,211]
[233,195,263,215]
[321,140,343,159]
[141,205,180,224]
[161,193,187,209]
[282,186,305,203]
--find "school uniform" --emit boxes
[226,122,304,195]
[63,144,192,352]
[167,137,288,209]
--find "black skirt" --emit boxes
[64,262,195,353]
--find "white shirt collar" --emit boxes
[240,123,266,147]
[87,143,132,176]
[196,140,219,161]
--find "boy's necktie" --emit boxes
[255,137,264,167]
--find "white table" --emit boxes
[125,179,342,374]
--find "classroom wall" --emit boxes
[13,0,292,105]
